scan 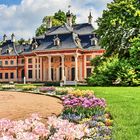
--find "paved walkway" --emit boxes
[0,91,63,120]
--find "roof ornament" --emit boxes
[47,17,52,29]
[3,34,7,42]
[66,5,73,27]
[11,33,16,42]
[88,10,93,24]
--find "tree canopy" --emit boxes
[36,10,76,36]
[96,0,140,57]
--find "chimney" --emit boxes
[47,17,52,28]
[88,11,93,24]
[3,34,7,42]
[11,33,15,42]
[66,10,73,27]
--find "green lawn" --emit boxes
[77,86,140,140]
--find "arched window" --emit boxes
[91,38,97,46]
[6,49,9,54]
[53,37,60,46]
[71,56,75,62]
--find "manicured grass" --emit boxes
[77,86,140,140]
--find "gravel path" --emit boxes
[0,91,63,120]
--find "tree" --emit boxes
[36,10,76,36]
[96,0,140,57]
[18,38,25,45]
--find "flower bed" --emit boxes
[39,87,56,93]
[0,88,113,140]
[55,87,74,95]
[61,93,113,139]
[21,85,36,91]
[1,84,15,90]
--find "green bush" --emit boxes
[22,85,36,91]
[87,55,140,86]
[1,84,15,90]
[44,81,60,86]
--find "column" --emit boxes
[25,57,28,81]
[48,55,52,81]
[33,57,36,81]
[75,55,78,81]
[61,55,65,81]
[36,56,39,80]
[84,55,87,79]
[40,57,43,81]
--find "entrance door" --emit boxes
[51,68,54,81]
[59,67,62,81]
[21,69,24,79]
[71,68,75,81]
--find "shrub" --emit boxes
[44,81,60,86]
[88,55,140,86]
[22,85,36,91]
[1,84,15,90]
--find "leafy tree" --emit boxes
[18,38,25,45]
[129,36,140,79]
[96,0,140,57]
[36,10,76,36]
[88,56,139,86]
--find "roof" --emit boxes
[45,23,94,35]
[0,40,17,56]
[0,23,101,55]
[34,33,78,51]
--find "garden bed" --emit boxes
[0,86,113,139]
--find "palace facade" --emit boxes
[0,11,105,83]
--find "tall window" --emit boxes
[86,55,91,61]
[10,60,14,65]
[0,73,2,79]
[28,58,32,64]
[21,59,24,64]
[5,73,8,79]
[28,70,32,79]
[10,73,14,79]
[0,61,2,66]
[87,68,92,77]
[5,60,8,65]
[71,56,75,62]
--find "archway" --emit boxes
[59,67,62,81]
[21,69,24,79]
[71,68,75,81]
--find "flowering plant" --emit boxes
[62,94,106,121]
[68,89,94,97]
[1,84,15,90]
[22,85,36,91]
[0,114,88,140]
[55,87,74,95]
[39,87,55,93]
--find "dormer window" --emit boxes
[32,42,38,50]
[75,36,81,47]
[6,47,13,54]
[54,37,60,46]
[6,49,9,54]
[91,38,98,46]
[91,40,95,46]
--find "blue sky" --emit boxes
[0,0,113,39]
[0,0,21,5]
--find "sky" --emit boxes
[0,0,113,40]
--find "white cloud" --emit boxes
[0,0,112,40]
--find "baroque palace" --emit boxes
[0,10,105,83]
